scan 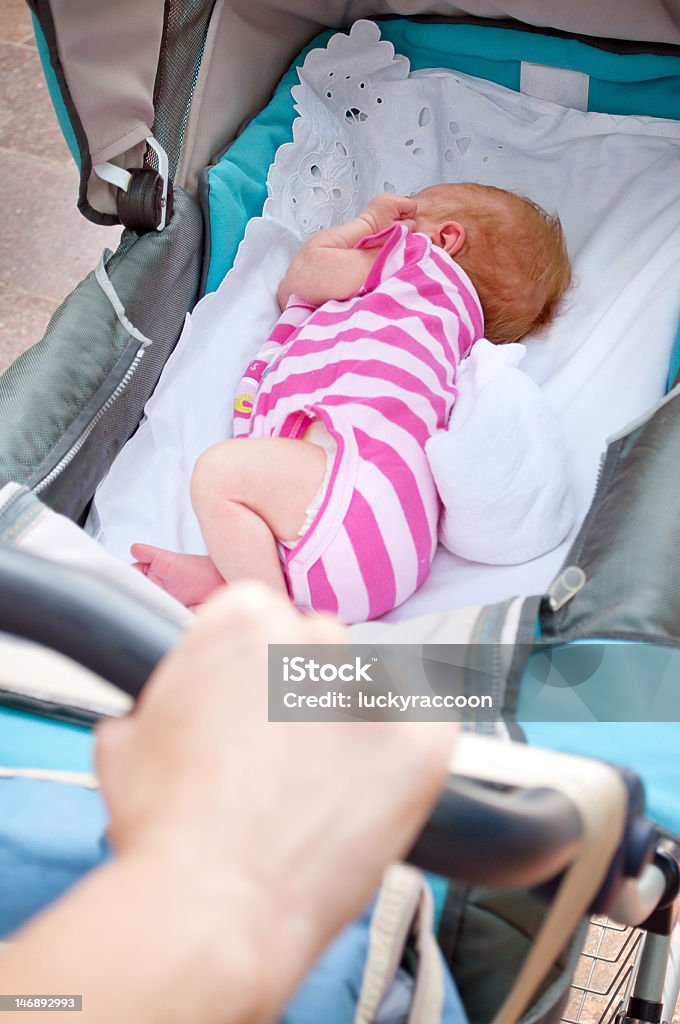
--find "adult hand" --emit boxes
[97,583,455,1022]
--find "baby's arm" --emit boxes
[277,193,417,309]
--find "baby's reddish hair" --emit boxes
[417,183,571,345]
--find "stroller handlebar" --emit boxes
[0,547,657,902]
[408,775,583,887]
[0,546,180,698]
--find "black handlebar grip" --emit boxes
[0,547,182,698]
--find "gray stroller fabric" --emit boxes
[28,0,164,222]
[0,188,203,520]
[439,886,587,1024]
[540,388,680,645]
[150,0,218,182]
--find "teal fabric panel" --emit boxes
[380,21,680,119]
[204,30,332,295]
[518,642,680,838]
[520,721,680,840]
[0,707,93,773]
[32,15,80,168]
[667,321,680,391]
[519,642,680,724]
[204,18,680,295]
[426,870,449,933]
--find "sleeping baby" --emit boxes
[132,183,571,623]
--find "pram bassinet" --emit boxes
[4,2,680,521]
[1,3,680,1023]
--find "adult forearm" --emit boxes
[55,586,454,1024]
[0,853,267,1024]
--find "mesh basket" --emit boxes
[562,918,642,1023]
[562,918,680,1024]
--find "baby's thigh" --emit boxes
[191,437,328,540]
[294,443,439,622]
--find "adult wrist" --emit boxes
[116,846,321,1024]
[111,850,267,1024]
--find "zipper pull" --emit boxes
[546,565,586,612]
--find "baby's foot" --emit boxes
[130,543,225,607]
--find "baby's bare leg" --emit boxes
[190,436,327,595]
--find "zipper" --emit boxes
[33,346,146,495]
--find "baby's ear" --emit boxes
[438,221,466,256]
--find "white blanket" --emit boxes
[427,340,575,565]
[90,21,680,623]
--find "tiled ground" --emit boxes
[563,917,680,1024]
[0,0,120,372]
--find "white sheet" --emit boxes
[90,21,680,623]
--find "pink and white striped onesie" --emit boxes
[233,222,484,623]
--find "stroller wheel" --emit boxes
[117,168,174,233]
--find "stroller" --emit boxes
[1,2,680,1021]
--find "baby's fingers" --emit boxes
[392,195,418,218]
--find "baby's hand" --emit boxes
[359,193,417,235]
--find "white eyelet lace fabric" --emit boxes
[265,16,680,249]
[266,19,490,236]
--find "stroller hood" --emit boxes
[29,0,680,224]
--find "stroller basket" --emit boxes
[565,918,644,1024]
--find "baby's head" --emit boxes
[413,183,571,344]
